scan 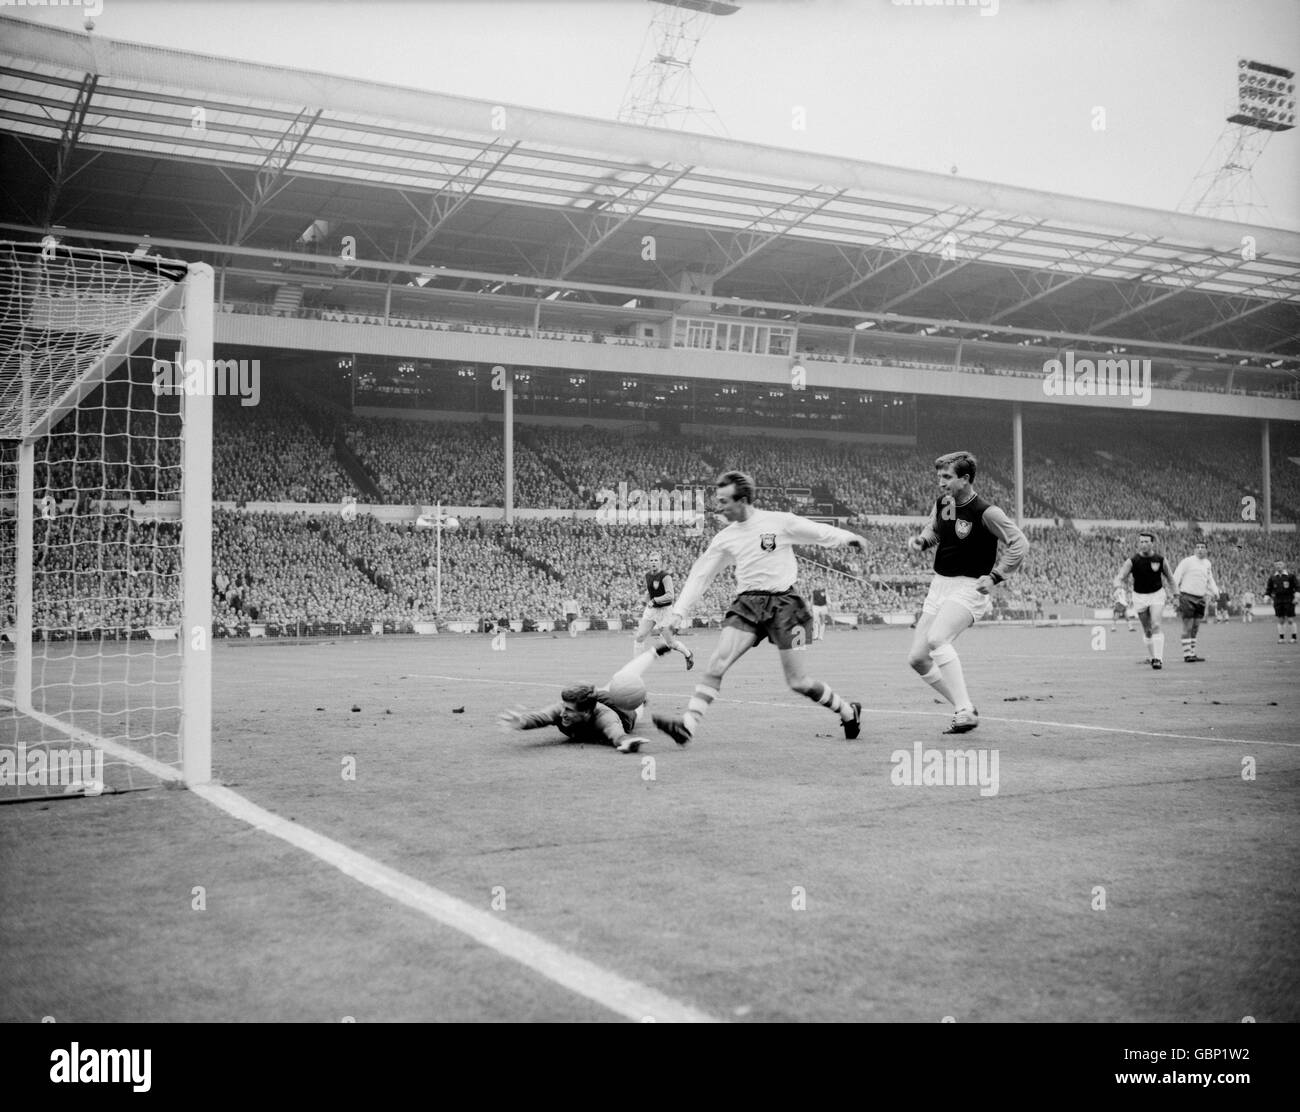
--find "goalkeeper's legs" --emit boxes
[608,644,671,717]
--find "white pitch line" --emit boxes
[3,696,717,1022]
[192,783,718,1023]
[409,674,1300,749]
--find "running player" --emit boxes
[651,471,865,745]
[1264,559,1298,643]
[1241,588,1256,623]
[1114,531,1177,669]
[632,552,694,668]
[906,451,1028,734]
[497,644,672,754]
[1172,540,1219,662]
[811,583,831,641]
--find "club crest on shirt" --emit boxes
[760,533,777,551]
[1150,560,1160,571]
[954,519,972,539]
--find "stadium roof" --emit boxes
[2,15,1299,365]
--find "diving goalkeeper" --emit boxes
[498,644,671,754]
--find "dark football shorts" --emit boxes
[1178,592,1207,621]
[724,590,812,650]
[1274,598,1296,618]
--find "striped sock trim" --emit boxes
[809,682,844,716]
[682,685,719,734]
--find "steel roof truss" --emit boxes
[232,107,323,246]
[555,164,694,280]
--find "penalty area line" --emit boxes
[191,782,719,1024]
[408,675,1297,750]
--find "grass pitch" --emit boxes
[2,621,1297,1022]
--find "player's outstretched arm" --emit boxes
[669,542,731,630]
[657,574,676,607]
[1113,558,1133,589]
[498,704,562,732]
[782,513,865,550]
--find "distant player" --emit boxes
[1110,592,1135,633]
[1264,560,1297,643]
[811,583,831,641]
[651,471,865,745]
[498,644,672,754]
[1172,540,1219,662]
[1113,531,1177,669]
[1215,588,1231,624]
[906,451,1028,734]
[632,552,694,669]
[1241,588,1255,623]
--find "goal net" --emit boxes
[0,242,213,802]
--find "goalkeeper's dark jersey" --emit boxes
[1129,553,1167,594]
[515,692,633,745]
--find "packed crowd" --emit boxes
[3,504,1295,635]
[213,393,354,504]
[341,416,576,508]
[524,426,716,508]
[32,403,183,505]
[0,512,182,633]
[209,509,401,630]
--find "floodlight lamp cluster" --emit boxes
[1234,59,1297,129]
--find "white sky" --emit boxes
[13,0,1300,230]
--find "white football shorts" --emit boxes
[922,574,992,620]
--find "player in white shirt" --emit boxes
[652,471,866,745]
[1171,540,1219,662]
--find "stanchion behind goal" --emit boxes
[0,242,212,801]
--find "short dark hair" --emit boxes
[1138,531,1154,542]
[560,683,597,711]
[716,470,756,504]
[934,451,977,482]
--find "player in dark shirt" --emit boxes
[810,584,831,641]
[1114,531,1177,669]
[1264,560,1298,643]
[498,644,673,753]
[632,552,694,669]
[1215,589,1231,624]
[907,451,1028,734]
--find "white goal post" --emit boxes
[0,242,213,800]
